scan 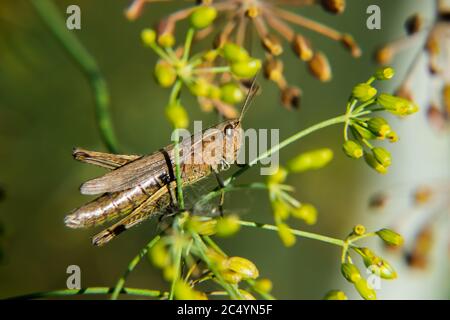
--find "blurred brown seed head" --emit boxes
[341,34,362,57]
[321,0,346,14]
[262,34,283,56]
[405,14,423,35]
[375,46,394,65]
[308,51,332,82]
[281,86,302,110]
[292,34,313,61]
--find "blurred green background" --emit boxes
[0,0,448,299]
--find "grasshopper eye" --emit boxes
[224,124,234,136]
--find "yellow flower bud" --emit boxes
[215,214,241,237]
[157,33,175,48]
[377,93,419,116]
[141,28,156,46]
[341,263,361,283]
[387,131,399,143]
[376,228,404,247]
[220,82,244,105]
[267,166,288,185]
[230,58,262,78]
[190,6,217,29]
[221,270,243,284]
[291,203,318,225]
[174,280,207,300]
[353,224,366,236]
[226,257,259,280]
[277,222,296,247]
[374,66,395,80]
[287,148,333,173]
[254,278,273,293]
[163,265,176,281]
[222,43,250,62]
[352,83,377,102]
[154,61,176,88]
[323,290,348,300]
[166,103,189,129]
[367,117,391,139]
[354,278,376,300]
[372,147,392,167]
[342,140,364,159]
[364,153,388,174]
[148,240,169,269]
[187,217,217,236]
[354,247,397,280]
[272,200,290,221]
[189,79,211,97]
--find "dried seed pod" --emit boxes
[292,34,313,61]
[413,185,433,205]
[395,85,413,101]
[281,86,301,110]
[262,34,283,56]
[263,58,285,86]
[321,0,346,14]
[405,14,423,34]
[375,46,394,65]
[308,51,332,82]
[341,34,361,57]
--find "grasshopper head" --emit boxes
[201,119,243,172]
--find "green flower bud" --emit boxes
[291,203,317,225]
[230,58,262,78]
[352,83,377,102]
[277,222,296,247]
[215,214,241,237]
[376,228,404,247]
[157,33,175,48]
[341,263,361,283]
[352,124,377,140]
[166,103,189,129]
[372,147,392,167]
[374,66,395,80]
[354,278,377,300]
[287,148,333,173]
[364,153,388,174]
[154,61,176,88]
[220,83,244,104]
[222,43,250,62]
[272,200,290,220]
[254,278,273,293]
[323,290,348,300]
[226,256,259,280]
[141,28,156,46]
[377,93,419,116]
[342,140,364,159]
[367,117,391,138]
[267,166,288,185]
[190,6,217,29]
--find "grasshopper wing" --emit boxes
[73,147,141,170]
[79,148,174,195]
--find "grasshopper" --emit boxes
[65,83,257,246]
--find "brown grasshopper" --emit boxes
[65,84,257,246]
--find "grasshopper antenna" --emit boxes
[239,76,259,123]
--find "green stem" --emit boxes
[182,28,195,63]
[193,66,231,74]
[224,114,348,186]
[238,220,345,247]
[7,287,166,300]
[31,0,119,152]
[111,235,161,300]
[169,231,183,300]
